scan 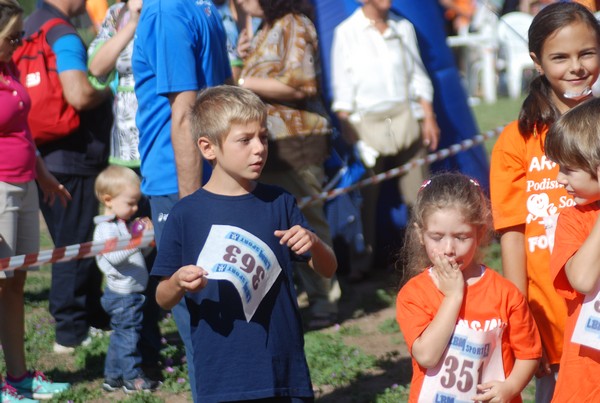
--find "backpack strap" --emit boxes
[33,18,75,48]
[38,18,71,34]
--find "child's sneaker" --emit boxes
[7,371,69,400]
[101,378,123,392]
[122,376,160,393]
[0,383,39,403]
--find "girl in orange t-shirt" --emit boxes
[396,173,541,403]
[489,3,600,401]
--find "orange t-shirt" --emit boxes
[396,267,541,403]
[490,121,568,365]
[550,204,600,402]
[86,0,109,29]
[574,0,596,11]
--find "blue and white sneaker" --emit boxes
[7,371,69,400]
[0,382,38,403]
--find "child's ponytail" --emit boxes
[518,75,560,138]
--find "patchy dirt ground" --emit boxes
[311,269,412,402]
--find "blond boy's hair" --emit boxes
[94,165,141,203]
[190,85,266,146]
[545,97,600,179]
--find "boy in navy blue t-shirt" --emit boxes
[152,85,337,403]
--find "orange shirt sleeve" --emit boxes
[396,272,442,352]
[490,121,529,231]
[505,281,542,360]
[551,205,598,300]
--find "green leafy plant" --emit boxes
[375,383,410,402]
[304,332,375,387]
[338,324,363,337]
[377,318,400,335]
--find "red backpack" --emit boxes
[12,18,80,145]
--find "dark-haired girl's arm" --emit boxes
[500,227,527,297]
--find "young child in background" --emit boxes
[152,85,337,402]
[489,3,600,400]
[396,173,541,403]
[544,98,600,402]
[93,166,159,393]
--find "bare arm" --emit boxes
[156,265,208,310]
[89,0,142,77]
[418,99,440,151]
[411,255,464,368]
[59,70,110,111]
[411,294,462,367]
[239,76,306,103]
[35,156,71,207]
[307,239,337,278]
[168,91,201,198]
[335,111,359,145]
[564,215,600,294]
[473,358,538,402]
[274,226,337,278]
[499,226,528,297]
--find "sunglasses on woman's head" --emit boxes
[7,31,25,46]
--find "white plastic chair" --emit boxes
[497,12,535,98]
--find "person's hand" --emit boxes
[174,265,209,293]
[139,216,153,231]
[274,225,318,255]
[128,0,143,23]
[237,28,252,60]
[535,347,552,378]
[36,162,71,207]
[337,113,360,145]
[421,115,440,151]
[430,253,464,299]
[472,380,515,403]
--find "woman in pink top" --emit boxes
[0,1,70,401]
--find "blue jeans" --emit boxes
[149,194,196,398]
[101,288,145,380]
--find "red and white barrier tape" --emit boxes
[298,126,504,209]
[0,231,155,273]
[0,127,503,272]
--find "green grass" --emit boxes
[471,95,525,154]
[304,332,376,388]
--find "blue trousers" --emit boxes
[149,194,196,399]
[101,288,145,380]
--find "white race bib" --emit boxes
[418,325,505,402]
[572,282,600,350]
[196,225,283,322]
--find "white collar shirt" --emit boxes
[331,8,433,119]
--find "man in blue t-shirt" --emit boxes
[132,0,231,398]
[24,0,112,354]
[153,85,337,402]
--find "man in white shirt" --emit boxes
[331,0,440,277]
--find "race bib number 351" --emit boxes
[196,225,283,321]
[419,326,505,403]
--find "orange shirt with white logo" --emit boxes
[490,121,568,365]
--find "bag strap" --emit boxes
[115,3,129,31]
[387,18,416,120]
